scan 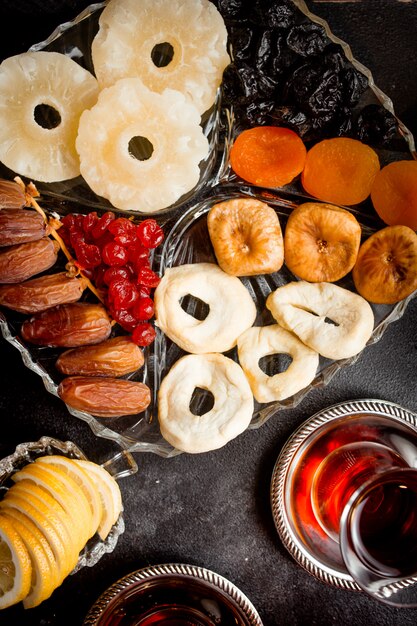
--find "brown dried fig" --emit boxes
[58,376,151,418]
[56,336,144,377]
[0,272,85,314]
[0,238,60,283]
[284,202,361,282]
[21,302,111,347]
[0,209,47,247]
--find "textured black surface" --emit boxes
[1,1,417,625]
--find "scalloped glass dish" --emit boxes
[0,0,416,459]
[0,436,126,572]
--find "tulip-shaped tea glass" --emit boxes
[311,442,417,606]
[271,400,417,608]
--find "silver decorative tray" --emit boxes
[83,562,264,625]
[0,1,416,459]
[270,399,417,589]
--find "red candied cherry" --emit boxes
[103,266,133,286]
[131,322,156,346]
[137,266,161,288]
[73,241,101,269]
[93,264,108,289]
[138,285,151,298]
[132,297,154,321]
[111,308,138,332]
[82,212,99,237]
[108,217,137,246]
[91,211,115,239]
[108,278,139,309]
[62,213,84,233]
[127,240,149,266]
[136,219,164,249]
[102,241,129,266]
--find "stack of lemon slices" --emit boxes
[0,455,123,609]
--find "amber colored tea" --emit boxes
[96,575,252,626]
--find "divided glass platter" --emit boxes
[0,0,416,459]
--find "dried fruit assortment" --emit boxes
[216,0,401,147]
[0,179,163,420]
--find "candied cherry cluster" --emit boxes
[59,211,164,346]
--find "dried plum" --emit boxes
[242,100,276,126]
[284,63,323,105]
[307,70,343,116]
[228,26,258,63]
[287,23,330,57]
[341,66,369,106]
[237,63,278,100]
[355,104,398,146]
[253,0,298,29]
[215,0,252,21]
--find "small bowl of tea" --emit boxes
[83,563,263,626]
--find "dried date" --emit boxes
[56,336,144,377]
[58,376,151,418]
[0,272,85,314]
[0,238,60,284]
[0,209,48,247]
[21,302,111,347]
[0,179,26,209]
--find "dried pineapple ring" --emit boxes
[76,78,209,213]
[237,325,319,403]
[266,281,374,361]
[91,0,230,114]
[154,262,257,354]
[158,353,254,453]
[0,52,99,182]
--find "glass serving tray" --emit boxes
[0,0,416,459]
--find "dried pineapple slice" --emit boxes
[76,78,209,213]
[0,51,99,182]
[91,0,230,114]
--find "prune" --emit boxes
[256,30,298,76]
[284,63,323,105]
[221,64,243,105]
[330,107,353,137]
[341,66,368,106]
[322,44,348,73]
[243,100,276,126]
[354,104,398,146]
[270,106,314,139]
[228,26,258,63]
[287,23,330,57]
[253,0,298,29]
[215,0,251,21]
[237,63,278,101]
[307,70,343,116]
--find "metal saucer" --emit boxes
[270,399,417,590]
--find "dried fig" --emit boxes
[56,336,144,377]
[58,376,151,418]
[21,302,111,347]
[0,209,47,247]
[207,198,284,276]
[284,202,361,282]
[352,225,417,304]
[0,238,60,283]
[0,272,85,314]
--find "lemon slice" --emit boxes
[8,481,79,577]
[0,512,56,608]
[34,456,103,537]
[12,463,92,548]
[0,508,59,589]
[0,515,32,609]
[74,460,123,540]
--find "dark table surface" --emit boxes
[0,1,417,625]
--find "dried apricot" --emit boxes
[301,137,380,206]
[352,225,417,304]
[229,126,307,187]
[284,202,361,282]
[370,160,417,230]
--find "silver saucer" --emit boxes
[270,399,417,590]
[83,562,264,625]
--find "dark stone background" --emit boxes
[0,1,417,625]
